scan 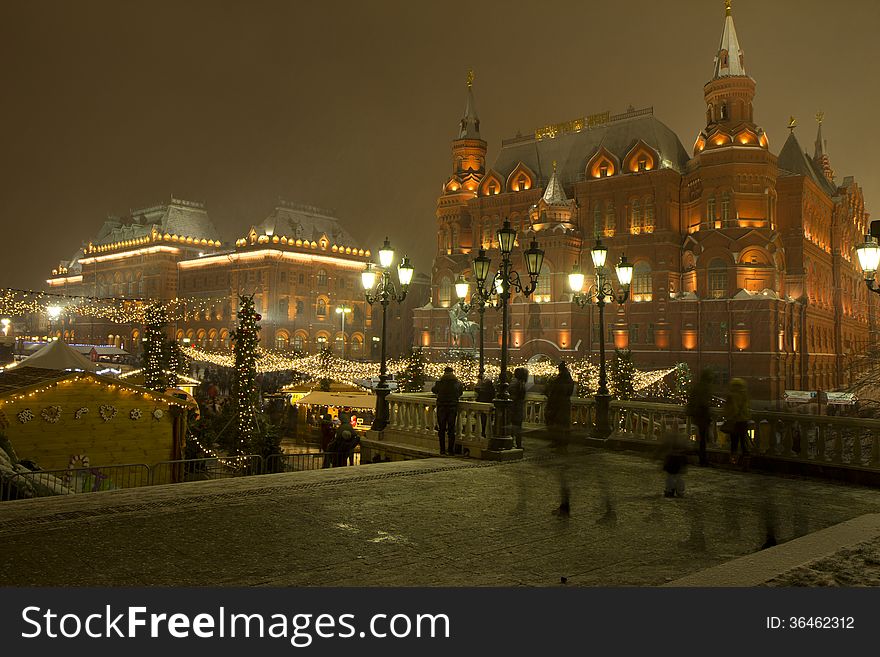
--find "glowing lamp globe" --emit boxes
[615,255,634,287]
[473,249,491,285]
[361,264,378,291]
[568,264,585,293]
[398,255,414,286]
[378,237,394,268]
[590,238,608,269]
[455,276,469,300]
[497,219,517,255]
[524,239,544,277]
[856,236,880,277]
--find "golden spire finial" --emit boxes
[788,116,798,132]
[552,160,557,173]
[816,111,824,124]
[725,0,732,16]
[466,69,475,88]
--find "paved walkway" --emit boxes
[2,440,880,586]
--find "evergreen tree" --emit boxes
[398,347,427,392]
[231,295,261,454]
[141,304,168,391]
[318,347,333,391]
[165,339,188,388]
[671,362,692,404]
[610,348,635,400]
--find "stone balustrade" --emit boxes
[375,391,880,473]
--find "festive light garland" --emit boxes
[182,344,675,394]
[0,287,229,323]
[142,305,167,391]
[232,295,261,454]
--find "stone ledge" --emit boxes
[664,513,880,587]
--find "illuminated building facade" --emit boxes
[414,3,875,400]
[47,199,429,359]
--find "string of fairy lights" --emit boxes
[0,287,228,323]
[182,344,675,392]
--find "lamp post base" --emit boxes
[371,385,391,431]
[592,392,613,439]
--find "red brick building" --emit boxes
[414,3,875,400]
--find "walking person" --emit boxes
[724,378,751,465]
[661,430,688,498]
[432,366,463,455]
[685,369,715,466]
[509,367,528,449]
[475,375,496,437]
[332,412,360,467]
[545,361,575,516]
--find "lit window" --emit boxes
[533,265,551,303]
[632,262,652,302]
[630,199,642,234]
[317,299,327,316]
[708,259,727,299]
[604,201,616,237]
[438,278,452,308]
[317,270,328,286]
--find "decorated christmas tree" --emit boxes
[231,295,261,454]
[398,347,427,392]
[165,339,189,388]
[610,348,635,400]
[318,347,333,391]
[670,362,692,404]
[141,304,168,391]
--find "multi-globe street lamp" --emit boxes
[362,237,414,430]
[454,272,496,381]
[459,219,543,451]
[568,237,634,438]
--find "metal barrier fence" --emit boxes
[2,463,151,501]
[266,451,360,473]
[1,450,362,502]
[151,455,264,486]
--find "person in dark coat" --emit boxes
[685,369,715,466]
[545,362,575,516]
[661,431,688,497]
[475,375,496,437]
[332,411,360,467]
[431,366,463,455]
[509,367,529,449]
[724,378,751,465]
[545,362,575,432]
[320,413,336,468]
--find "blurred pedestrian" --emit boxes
[475,375,496,437]
[510,367,528,449]
[661,430,688,498]
[686,369,715,466]
[546,362,575,516]
[320,413,335,467]
[432,366,463,455]
[724,378,751,465]
[332,411,360,467]
[545,361,574,434]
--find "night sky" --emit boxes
[1,0,877,289]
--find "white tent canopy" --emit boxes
[20,340,98,372]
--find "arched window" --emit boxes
[644,197,655,232]
[630,199,642,234]
[316,270,328,286]
[438,277,453,308]
[351,334,363,356]
[534,264,551,303]
[604,201,616,237]
[275,330,289,350]
[708,258,728,299]
[293,333,305,351]
[632,262,652,302]
[708,197,717,224]
[721,192,731,223]
[593,205,601,237]
[317,299,327,316]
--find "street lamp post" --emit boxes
[335,305,352,357]
[454,273,495,380]
[467,220,543,450]
[362,237,414,430]
[568,237,633,439]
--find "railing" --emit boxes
[0,450,363,502]
[1,463,151,501]
[386,393,495,445]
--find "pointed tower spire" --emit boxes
[542,161,569,205]
[713,0,746,79]
[813,111,835,182]
[458,69,481,139]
